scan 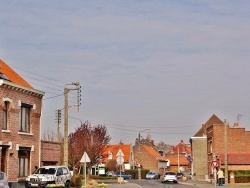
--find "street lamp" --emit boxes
[138,128,150,143]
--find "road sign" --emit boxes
[80,152,91,163]
[116,156,124,165]
[116,149,124,157]
[212,160,218,168]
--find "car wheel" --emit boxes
[65,181,71,188]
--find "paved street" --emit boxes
[102,179,250,188]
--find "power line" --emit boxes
[12,65,64,84]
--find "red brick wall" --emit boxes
[212,125,250,154]
[134,145,158,172]
[0,85,43,182]
[41,141,62,165]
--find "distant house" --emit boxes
[133,138,169,175]
[165,140,191,172]
[192,114,250,181]
[0,59,44,185]
[102,143,135,171]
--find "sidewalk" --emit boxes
[179,179,250,187]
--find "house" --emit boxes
[133,138,169,175]
[165,140,191,172]
[102,143,135,171]
[192,114,250,181]
[0,60,44,185]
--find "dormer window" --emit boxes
[0,72,10,81]
[108,151,113,160]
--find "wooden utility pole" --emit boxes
[224,120,228,184]
[64,87,69,166]
[63,82,81,167]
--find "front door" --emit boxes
[1,148,7,172]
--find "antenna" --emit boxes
[237,114,243,122]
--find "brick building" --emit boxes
[0,60,44,184]
[102,143,134,171]
[193,114,250,181]
[133,138,168,175]
[165,140,191,172]
[41,141,62,166]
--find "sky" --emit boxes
[1,0,250,146]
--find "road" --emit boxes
[107,179,195,188]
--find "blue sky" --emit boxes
[1,1,250,145]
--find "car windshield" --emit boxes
[34,168,56,175]
[165,172,176,175]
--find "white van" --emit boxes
[25,166,71,188]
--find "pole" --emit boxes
[84,154,86,188]
[224,120,228,184]
[64,88,69,166]
[191,157,194,180]
[214,168,217,187]
[178,147,180,173]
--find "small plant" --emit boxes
[98,182,107,188]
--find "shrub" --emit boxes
[71,174,83,188]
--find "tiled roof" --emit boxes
[169,140,191,154]
[142,145,162,159]
[165,140,191,165]
[194,114,224,136]
[102,144,132,163]
[219,154,250,165]
[0,59,33,88]
[165,154,189,165]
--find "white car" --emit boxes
[0,172,9,188]
[25,166,71,188]
[161,171,178,184]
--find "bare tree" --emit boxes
[157,141,172,154]
[68,121,111,169]
[42,130,63,142]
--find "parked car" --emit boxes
[146,172,160,180]
[25,166,71,188]
[106,171,115,176]
[114,171,132,180]
[161,171,178,184]
[0,172,9,188]
[176,172,184,179]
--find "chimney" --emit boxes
[233,122,239,127]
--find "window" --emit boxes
[19,103,32,132]
[18,149,30,177]
[2,101,9,130]
[56,168,63,176]
[108,151,113,160]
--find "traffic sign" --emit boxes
[116,149,124,157]
[212,160,218,168]
[80,152,91,163]
[116,156,124,165]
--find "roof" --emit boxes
[168,140,191,154]
[165,140,191,165]
[194,114,224,137]
[102,144,132,163]
[142,145,162,159]
[165,154,189,166]
[219,154,250,165]
[0,59,33,88]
